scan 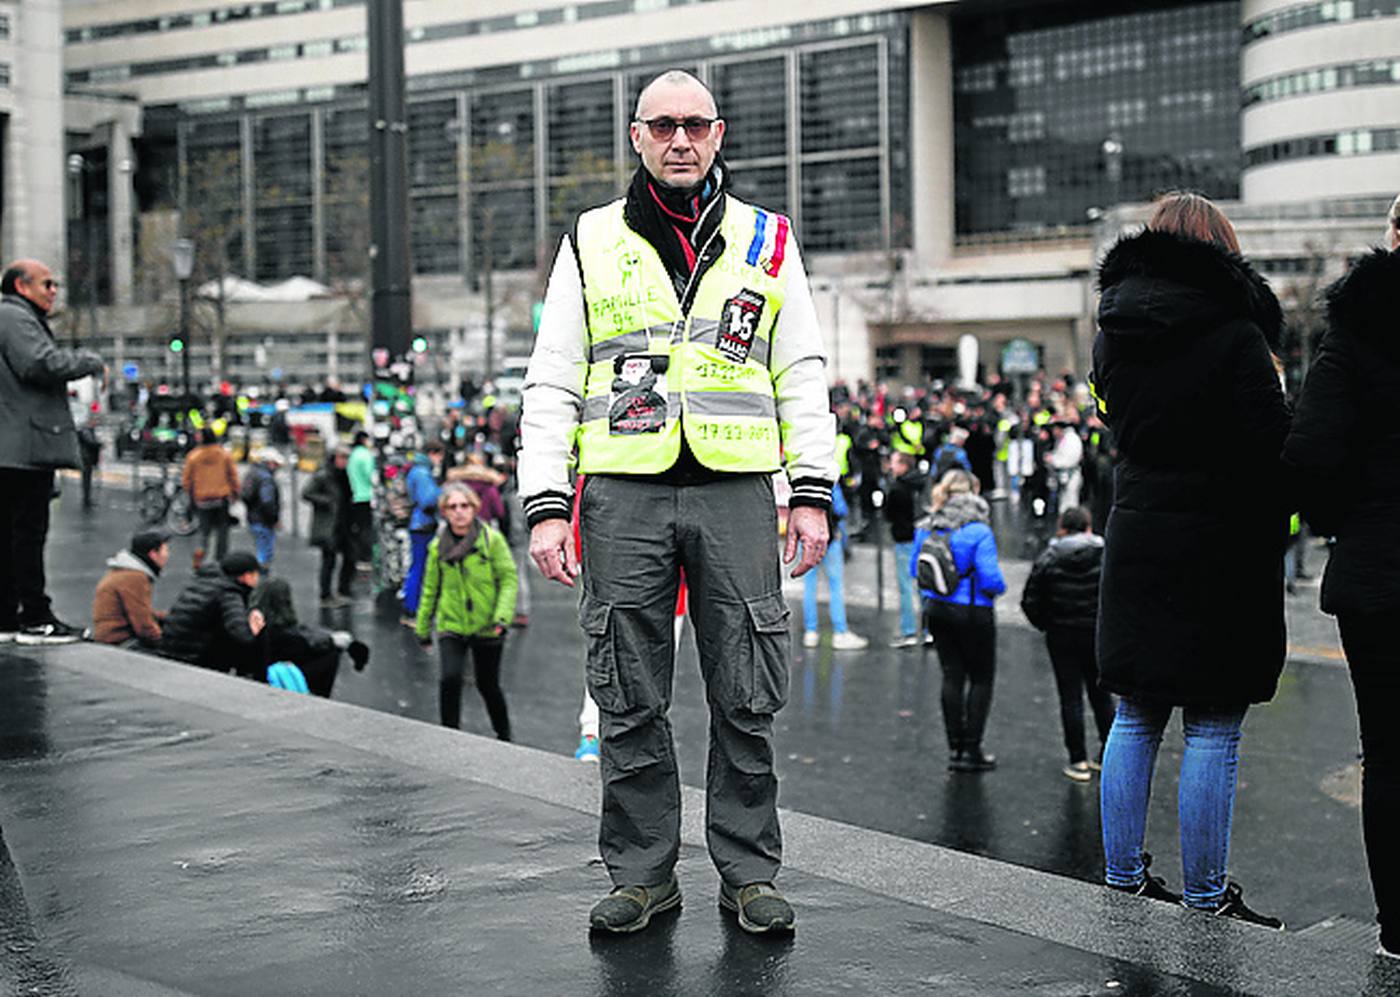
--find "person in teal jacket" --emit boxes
[346,430,376,565]
[416,481,518,739]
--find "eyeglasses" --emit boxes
[28,278,59,290]
[635,116,717,142]
[443,502,474,510]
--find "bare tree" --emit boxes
[182,146,243,380]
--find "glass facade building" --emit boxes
[144,12,910,287]
[952,0,1241,236]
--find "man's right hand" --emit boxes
[529,519,580,587]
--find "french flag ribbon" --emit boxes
[745,210,789,277]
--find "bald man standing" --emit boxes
[0,259,105,644]
[521,70,835,935]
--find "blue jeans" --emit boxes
[803,536,849,633]
[1100,696,1247,908]
[893,540,917,637]
[249,522,276,568]
[403,529,434,616]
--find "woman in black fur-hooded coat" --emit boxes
[1091,205,1290,709]
[1283,196,1400,957]
[1091,193,1291,925]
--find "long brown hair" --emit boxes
[1147,191,1240,255]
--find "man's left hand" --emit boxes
[784,506,829,578]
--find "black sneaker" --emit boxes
[1111,852,1181,904]
[1208,882,1283,930]
[951,748,997,772]
[16,619,89,646]
[719,881,795,935]
[589,874,681,934]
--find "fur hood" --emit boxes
[106,548,157,580]
[923,492,990,532]
[1325,248,1400,353]
[1097,228,1284,352]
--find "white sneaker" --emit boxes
[830,631,869,651]
[802,630,820,648]
[0,630,16,644]
[1062,761,1093,783]
[889,634,920,649]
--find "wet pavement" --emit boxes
[3,646,1395,996]
[0,470,1391,993]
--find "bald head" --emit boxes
[2,259,57,314]
[634,70,716,120]
[1389,193,1400,251]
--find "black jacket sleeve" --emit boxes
[1282,330,1358,534]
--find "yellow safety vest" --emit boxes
[574,195,789,475]
[891,420,924,456]
[835,432,853,478]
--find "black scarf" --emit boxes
[622,160,728,299]
[438,520,480,566]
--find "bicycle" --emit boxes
[138,478,198,536]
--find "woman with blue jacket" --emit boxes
[910,469,1006,772]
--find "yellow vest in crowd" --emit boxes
[574,196,790,475]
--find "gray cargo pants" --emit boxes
[579,473,791,889]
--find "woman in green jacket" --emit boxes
[416,482,518,739]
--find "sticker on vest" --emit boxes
[609,355,668,435]
[717,289,765,365]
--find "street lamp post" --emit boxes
[172,238,195,400]
[65,153,99,348]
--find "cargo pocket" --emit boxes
[745,592,791,714]
[580,593,628,713]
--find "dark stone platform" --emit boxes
[0,644,1394,996]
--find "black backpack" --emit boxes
[917,529,964,596]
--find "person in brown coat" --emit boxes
[181,430,239,568]
[92,531,170,648]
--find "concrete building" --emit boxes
[1,1,67,273]
[54,0,1400,391]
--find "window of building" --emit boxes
[408,98,460,274]
[323,105,369,281]
[953,1,1240,236]
[0,63,9,87]
[546,79,617,241]
[0,14,9,39]
[253,113,314,280]
[470,88,537,272]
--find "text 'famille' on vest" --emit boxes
[574,196,791,474]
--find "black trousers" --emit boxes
[927,609,996,752]
[437,633,510,740]
[195,502,230,560]
[318,544,356,598]
[1337,612,1400,951]
[348,503,373,563]
[0,468,55,627]
[1044,627,1116,764]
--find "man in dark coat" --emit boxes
[158,551,266,676]
[0,260,106,645]
[1282,196,1400,957]
[302,449,354,606]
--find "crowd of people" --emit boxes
[2,68,1397,961]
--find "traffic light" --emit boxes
[168,332,185,354]
[410,334,428,354]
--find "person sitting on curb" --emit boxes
[1020,506,1115,783]
[250,577,368,698]
[158,550,266,677]
[91,530,171,649]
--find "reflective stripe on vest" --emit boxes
[573,195,788,475]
